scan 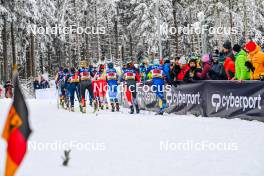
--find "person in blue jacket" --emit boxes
[59,68,70,109]
[145,59,167,115]
[106,62,120,112]
[163,59,172,84]
[66,67,80,111]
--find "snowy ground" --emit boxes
[1,98,264,176]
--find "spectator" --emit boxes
[139,63,147,82]
[222,40,235,80]
[221,40,233,63]
[4,80,13,98]
[223,57,235,80]
[163,59,172,83]
[40,76,50,89]
[0,85,3,98]
[33,77,41,90]
[171,57,181,81]
[177,56,190,81]
[197,54,212,80]
[245,41,264,80]
[209,55,225,80]
[232,44,250,80]
[184,59,201,82]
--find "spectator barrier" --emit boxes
[123,81,264,122]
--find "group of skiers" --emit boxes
[55,56,172,115]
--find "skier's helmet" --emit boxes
[63,68,69,74]
[153,58,160,65]
[164,58,170,64]
[70,67,76,73]
[80,60,87,68]
[59,66,63,72]
[108,62,114,69]
[99,64,105,71]
[126,57,133,68]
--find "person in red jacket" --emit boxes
[4,80,13,98]
[177,56,190,81]
[0,85,3,98]
[197,54,212,80]
[223,57,235,80]
[122,59,141,114]
[222,40,235,80]
[94,64,108,110]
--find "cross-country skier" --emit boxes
[121,59,140,114]
[94,64,108,110]
[106,62,120,112]
[78,60,96,113]
[55,67,65,106]
[145,58,167,115]
[66,67,80,111]
[61,68,70,109]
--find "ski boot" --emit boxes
[135,104,140,114]
[99,101,104,110]
[81,99,86,113]
[116,103,120,112]
[129,105,134,114]
[81,105,86,113]
[111,103,115,112]
[64,98,69,109]
[156,100,167,115]
[155,109,164,115]
[60,97,64,107]
[70,106,74,112]
[93,100,98,113]
[105,104,109,110]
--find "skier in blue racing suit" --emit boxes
[145,59,167,115]
[106,62,120,112]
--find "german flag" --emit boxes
[2,71,32,176]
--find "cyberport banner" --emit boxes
[165,82,205,116]
[134,81,264,122]
[204,81,264,122]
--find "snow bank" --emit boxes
[0,99,264,176]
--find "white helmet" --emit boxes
[153,59,160,65]
[179,56,187,65]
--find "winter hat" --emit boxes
[201,54,210,63]
[212,49,220,60]
[245,41,257,52]
[164,59,170,64]
[179,56,188,65]
[233,44,241,53]
[223,40,232,50]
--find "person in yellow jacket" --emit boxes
[244,41,264,80]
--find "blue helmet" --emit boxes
[108,62,114,69]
